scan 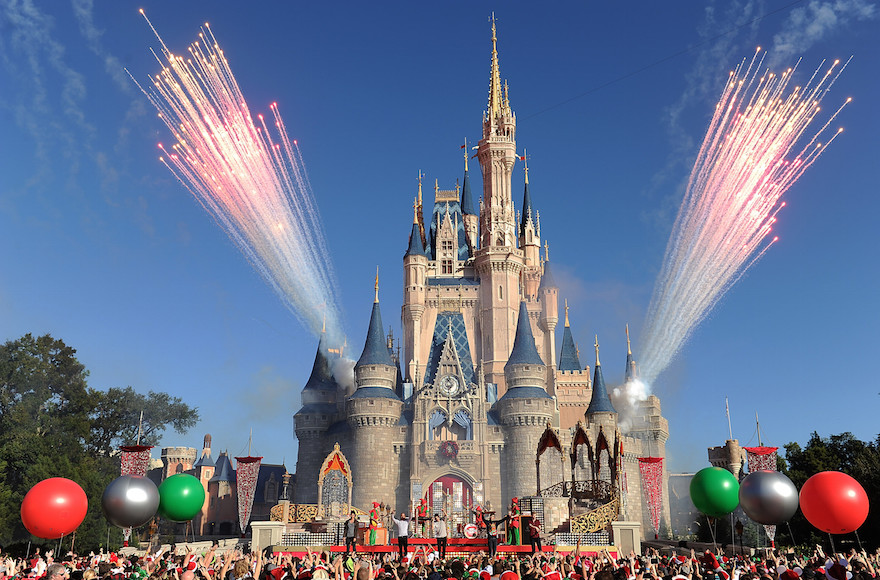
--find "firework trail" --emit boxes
[638,50,850,386]
[130,11,344,346]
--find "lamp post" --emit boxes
[735,519,744,557]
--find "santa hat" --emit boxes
[824,560,852,580]
[777,567,802,580]
[702,552,729,580]
[672,575,689,580]
[543,571,563,580]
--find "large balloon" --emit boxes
[799,471,869,534]
[690,467,739,517]
[157,474,205,522]
[20,478,88,539]
[738,470,798,524]
[102,475,160,528]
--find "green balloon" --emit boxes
[157,474,206,522]
[690,467,740,517]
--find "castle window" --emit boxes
[442,260,453,274]
[441,240,453,254]
[265,476,278,503]
[498,285,503,300]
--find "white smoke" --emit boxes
[611,378,650,433]
[770,0,877,66]
[331,356,357,397]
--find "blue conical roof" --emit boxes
[587,360,616,414]
[520,180,534,233]
[624,351,636,383]
[461,169,476,215]
[406,222,426,256]
[539,260,557,290]
[505,301,545,368]
[209,452,235,483]
[558,325,581,371]
[356,301,394,367]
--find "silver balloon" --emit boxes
[102,475,160,528]
[738,470,798,524]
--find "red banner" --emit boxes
[235,456,262,535]
[638,457,663,536]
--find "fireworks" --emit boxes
[131,11,343,345]
[638,50,850,386]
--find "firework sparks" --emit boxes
[130,12,343,345]
[638,50,850,386]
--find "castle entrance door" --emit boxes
[427,475,473,537]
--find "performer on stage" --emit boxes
[507,498,521,545]
[479,511,508,559]
[391,512,410,560]
[416,497,430,537]
[344,511,358,554]
[369,502,380,546]
[528,516,542,554]
[432,510,448,559]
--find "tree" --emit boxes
[0,333,200,551]
[779,431,880,550]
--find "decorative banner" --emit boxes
[235,456,262,536]
[638,457,663,537]
[744,446,779,544]
[120,445,154,545]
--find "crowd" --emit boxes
[1,543,878,580]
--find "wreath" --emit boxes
[439,440,459,459]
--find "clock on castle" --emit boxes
[293,17,671,540]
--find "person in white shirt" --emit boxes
[391,512,410,560]
[432,511,448,559]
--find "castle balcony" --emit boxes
[422,440,478,471]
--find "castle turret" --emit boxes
[293,337,341,503]
[624,324,637,384]
[585,336,617,434]
[347,276,403,508]
[403,204,428,383]
[558,301,581,372]
[539,243,559,389]
[460,143,478,254]
[519,157,542,295]
[496,301,553,501]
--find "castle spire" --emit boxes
[357,274,393,368]
[624,324,638,383]
[374,266,379,303]
[587,335,616,414]
[487,13,503,122]
[558,299,581,372]
[505,300,545,368]
[461,139,475,215]
[520,150,534,234]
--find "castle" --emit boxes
[293,19,671,539]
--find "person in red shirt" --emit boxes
[528,518,542,554]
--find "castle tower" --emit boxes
[585,336,618,434]
[495,301,554,501]
[474,16,524,394]
[538,244,558,392]
[520,158,542,299]
[460,145,479,254]
[347,276,404,508]
[402,204,428,384]
[293,336,341,503]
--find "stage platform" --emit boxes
[271,538,618,558]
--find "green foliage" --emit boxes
[0,333,199,551]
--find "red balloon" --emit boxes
[20,478,89,539]
[799,471,869,534]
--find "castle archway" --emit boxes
[425,473,474,536]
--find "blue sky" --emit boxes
[1,1,878,475]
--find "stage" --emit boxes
[271,538,618,558]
